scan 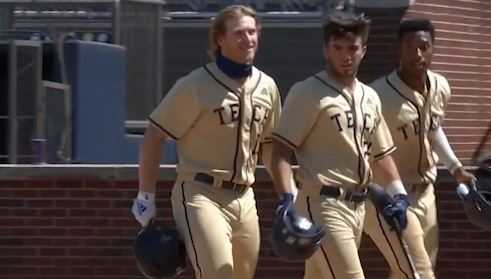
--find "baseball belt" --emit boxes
[320,186,368,204]
[194,173,249,196]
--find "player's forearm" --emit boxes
[138,125,167,194]
[373,155,407,197]
[270,140,295,196]
[261,143,273,178]
[431,127,462,174]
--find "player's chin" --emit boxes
[340,68,355,76]
[243,53,256,64]
[410,64,427,75]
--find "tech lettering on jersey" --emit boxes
[214,103,240,125]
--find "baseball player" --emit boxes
[270,11,410,279]
[365,19,476,279]
[130,5,281,279]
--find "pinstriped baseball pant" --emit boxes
[171,177,260,279]
[364,184,437,279]
[296,189,366,279]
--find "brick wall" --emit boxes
[1,170,490,279]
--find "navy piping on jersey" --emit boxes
[413,75,437,183]
[425,76,438,182]
[357,87,367,185]
[374,207,412,279]
[245,73,263,178]
[148,117,177,140]
[386,76,428,183]
[306,196,336,278]
[373,145,397,161]
[181,182,202,278]
[313,75,365,186]
[204,65,242,182]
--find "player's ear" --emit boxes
[361,45,367,59]
[322,42,329,61]
[216,34,225,49]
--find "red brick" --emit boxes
[39,189,67,198]
[81,219,109,226]
[24,218,54,226]
[38,228,67,236]
[55,218,82,227]
[97,209,127,217]
[9,228,39,236]
[38,267,69,276]
[54,199,82,208]
[0,199,25,207]
[84,199,111,208]
[0,180,26,188]
[97,190,124,198]
[4,218,24,226]
[39,209,67,217]
[68,228,95,237]
[69,209,96,217]
[68,190,95,198]
[39,248,66,256]
[25,199,54,208]
[52,238,82,247]
[53,179,85,188]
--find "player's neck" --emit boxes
[216,51,253,81]
[398,68,427,94]
[327,68,357,93]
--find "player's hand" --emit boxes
[383,194,410,231]
[131,196,156,227]
[453,166,476,185]
[275,193,295,216]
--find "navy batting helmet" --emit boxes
[270,205,325,261]
[457,154,491,231]
[133,222,187,278]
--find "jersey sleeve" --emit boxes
[370,95,396,161]
[438,75,452,111]
[262,82,282,144]
[149,77,201,139]
[429,74,452,131]
[272,82,319,149]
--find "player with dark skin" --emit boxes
[366,19,475,279]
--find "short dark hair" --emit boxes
[322,11,371,45]
[398,19,435,42]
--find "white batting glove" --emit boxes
[131,191,156,227]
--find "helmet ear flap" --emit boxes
[134,222,187,278]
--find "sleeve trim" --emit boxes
[148,117,178,140]
[271,132,298,150]
[373,145,397,161]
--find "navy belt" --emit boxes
[194,173,249,196]
[320,186,368,204]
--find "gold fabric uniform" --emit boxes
[273,71,395,279]
[364,70,451,279]
[150,62,281,279]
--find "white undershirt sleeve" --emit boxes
[431,127,462,174]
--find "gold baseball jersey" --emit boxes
[149,62,281,186]
[272,71,395,188]
[370,70,451,185]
